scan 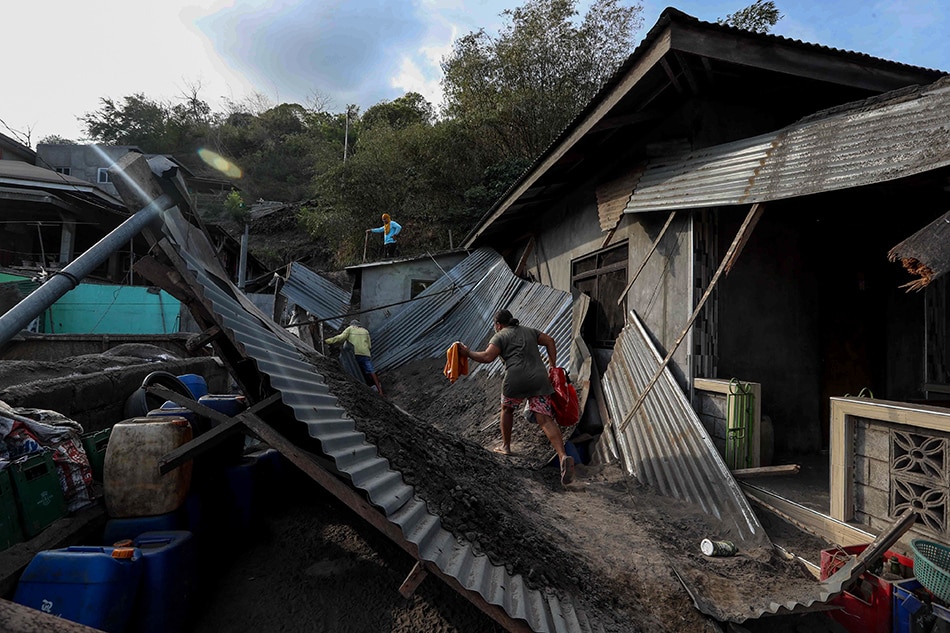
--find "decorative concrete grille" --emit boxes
[890,429,948,534]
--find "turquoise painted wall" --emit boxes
[43,285,182,334]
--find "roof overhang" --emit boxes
[463,7,946,248]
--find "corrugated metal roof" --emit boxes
[371,249,575,377]
[156,210,598,633]
[625,79,950,213]
[281,262,352,331]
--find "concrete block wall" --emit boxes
[696,391,728,455]
[0,357,230,432]
[853,416,950,539]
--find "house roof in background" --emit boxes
[463,7,947,247]
[0,133,36,163]
[0,160,127,212]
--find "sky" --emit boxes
[4,0,949,147]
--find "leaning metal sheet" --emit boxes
[281,261,352,331]
[157,208,600,633]
[601,311,767,546]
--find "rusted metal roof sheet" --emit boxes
[624,80,950,213]
[156,210,598,633]
[281,262,352,331]
[595,168,642,231]
[371,249,575,376]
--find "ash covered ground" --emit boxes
[209,351,838,633]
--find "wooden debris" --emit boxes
[731,464,800,478]
[398,561,429,599]
[888,209,950,291]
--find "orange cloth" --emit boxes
[444,342,469,383]
[382,213,392,236]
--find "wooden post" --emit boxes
[616,211,677,306]
[363,231,369,263]
[398,561,429,598]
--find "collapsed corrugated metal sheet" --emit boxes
[601,311,767,546]
[372,249,575,377]
[624,79,950,213]
[598,312,856,620]
[281,261,352,331]
[156,210,598,633]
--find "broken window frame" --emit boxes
[571,242,628,349]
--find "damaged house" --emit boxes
[6,8,950,633]
[463,8,950,549]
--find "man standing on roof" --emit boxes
[366,213,401,259]
[457,309,574,486]
[324,319,384,397]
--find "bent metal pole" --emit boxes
[0,193,176,347]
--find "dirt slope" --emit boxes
[304,354,827,632]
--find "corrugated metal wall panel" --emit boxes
[625,80,950,213]
[281,261,352,331]
[158,210,598,633]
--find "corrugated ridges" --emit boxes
[281,261,353,331]
[160,212,599,633]
[625,79,950,213]
[601,311,766,546]
[371,248,575,377]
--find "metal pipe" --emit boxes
[0,194,175,346]
[238,223,249,290]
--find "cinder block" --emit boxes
[698,393,727,418]
[855,423,889,461]
[854,456,871,486]
[867,457,891,491]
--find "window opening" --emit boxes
[571,242,627,348]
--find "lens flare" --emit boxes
[197,148,243,179]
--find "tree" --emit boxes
[718,0,782,33]
[441,0,643,161]
[362,92,434,130]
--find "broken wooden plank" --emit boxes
[616,210,676,306]
[887,209,950,291]
[619,203,764,433]
[0,598,107,632]
[731,464,800,478]
[185,325,221,353]
[398,561,430,599]
[513,236,535,278]
[148,386,278,474]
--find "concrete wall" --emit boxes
[0,334,194,361]
[35,144,130,196]
[358,253,468,332]
[43,284,182,334]
[525,189,692,382]
[0,357,229,432]
[853,416,950,542]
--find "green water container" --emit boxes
[10,451,67,539]
[0,468,25,549]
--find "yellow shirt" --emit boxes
[325,325,372,357]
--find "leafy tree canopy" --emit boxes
[718,0,782,33]
[441,0,643,160]
[362,92,434,130]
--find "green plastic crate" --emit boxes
[0,468,24,549]
[81,428,112,482]
[10,451,66,539]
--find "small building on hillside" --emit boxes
[344,251,469,332]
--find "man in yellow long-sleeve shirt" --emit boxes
[324,319,384,396]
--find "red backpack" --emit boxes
[548,367,579,427]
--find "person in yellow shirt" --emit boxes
[324,319,384,396]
